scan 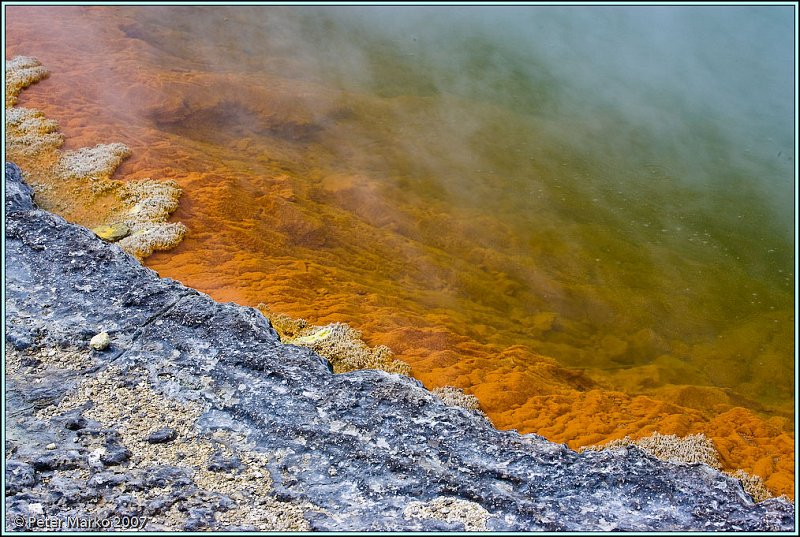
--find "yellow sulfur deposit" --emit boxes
[92,223,130,242]
[260,306,411,377]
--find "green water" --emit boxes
[299,6,796,408]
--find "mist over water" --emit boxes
[5,5,796,488]
[274,5,796,394]
[314,5,794,216]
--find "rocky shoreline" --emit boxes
[4,162,796,531]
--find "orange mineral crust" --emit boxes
[5,5,794,499]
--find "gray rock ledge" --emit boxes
[4,162,795,531]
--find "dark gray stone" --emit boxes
[207,453,241,473]
[5,461,36,495]
[5,162,35,213]
[100,438,132,466]
[61,410,88,431]
[19,356,41,367]
[32,449,84,472]
[144,497,176,516]
[4,162,796,531]
[184,507,216,531]
[110,493,145,519]
[46,474,103,505]
[143,466,193,489]
[87,471,129,488]
[215,495,236,512]
[146,427,178,444]
[23,384,72,410]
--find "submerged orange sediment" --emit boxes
[5,6,794,500]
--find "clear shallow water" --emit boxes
[5,4,795,494]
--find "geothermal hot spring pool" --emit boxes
[4,5,796,497]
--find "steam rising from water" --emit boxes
[308,6,794,211]
[114,5,795,221]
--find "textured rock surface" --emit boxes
[4,162,795,531]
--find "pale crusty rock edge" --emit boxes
[5,56,186,261]
[581,433,777,503]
